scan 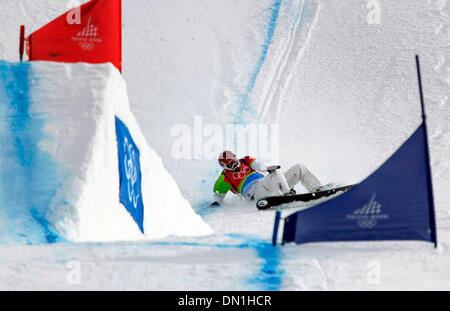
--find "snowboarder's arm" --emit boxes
[251,161,268,172]
[244,156,267,172]
[211,192,226,206]
[245,156,280,173]
[211,174,232,206]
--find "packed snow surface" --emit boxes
[0,0,449,290]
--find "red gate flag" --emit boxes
[27,0,122,72]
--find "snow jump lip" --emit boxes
[0,60,211,245]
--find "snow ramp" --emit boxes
[0,60,212,244]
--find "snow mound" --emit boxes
[0,60,212,244]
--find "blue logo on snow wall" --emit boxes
[282,123,437,245]
[115,117,144,233]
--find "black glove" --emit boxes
[267,165,281,174]
[210,201,220,207]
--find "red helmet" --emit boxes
[218,150,240,171]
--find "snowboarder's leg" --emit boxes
[284,163,322,192]
[252,169,290,200]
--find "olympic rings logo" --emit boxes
[231,165,251,179]
[357,219,378,229]
[79,42,95,51]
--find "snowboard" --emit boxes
[256,184,357,210]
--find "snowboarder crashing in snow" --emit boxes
[210,150,328,207]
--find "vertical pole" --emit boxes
[119,0,122,73]
[272,211,281,246]
[19,25,25,62]
[415,55,438,248]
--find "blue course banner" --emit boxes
[282,123,437,246]
[115,117,144,233]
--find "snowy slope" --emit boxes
[123,0,450,210]
[0,0,449,290]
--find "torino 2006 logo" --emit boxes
[123,137,140,209]
[71,16,102,51]
[347,194,388,229]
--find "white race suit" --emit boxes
[249,163,322,201]
[213,161,322,204]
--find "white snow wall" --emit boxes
[0,60,212,244]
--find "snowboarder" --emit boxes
[210,150,328,207]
